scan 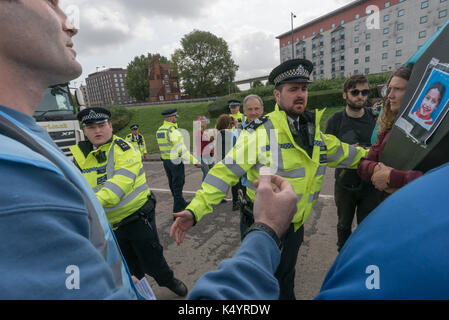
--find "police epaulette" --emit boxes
[115,139,131,151]
[245,116,269,132]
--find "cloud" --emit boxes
[119,0,219,19]
[230,31,279,80]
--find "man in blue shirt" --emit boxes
[0,0,298,300]
[0,0,137,299]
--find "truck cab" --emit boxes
[33,83,84,157]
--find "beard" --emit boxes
[346,98,365,111]
[279,97,306,119]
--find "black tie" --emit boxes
[290,118,314,158]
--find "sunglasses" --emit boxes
[350,89,370,97]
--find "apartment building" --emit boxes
[277,0,449,79]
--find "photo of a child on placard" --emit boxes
[398,64,449,144]
[409,81,447,130]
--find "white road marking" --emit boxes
[150,187,334,200]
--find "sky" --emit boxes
[61,0,354,89]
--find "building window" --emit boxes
[354,69,359,75]
[365,68,370,74]
[365,44,371,51]
[420,16,428,23]
[341,20,345,25]
[396,49,402,56]
[354,24,360,31]
[397,36,403,44]
[382,65,388,71]
[383,40,389,47]
[332,23,335,28]
[354,58,359,65]
[399,0,405,2]
[302,35,306,40]
[383,27,389,34]
[398,9,405,17]
[397,23,404,31]
[439,10,447,18]
[354,36,359,43]
[421,1,429,8]
[355,14,360,19]
[384,14,390,22]
[365,56,370,63]
[419,30,427,38]
[385,1,390,8]
[382,52,388,59]
[366,33,371,39]
[354,48,359,54]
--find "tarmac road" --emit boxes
[141,159,340,300]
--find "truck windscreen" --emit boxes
[34,85,75,120]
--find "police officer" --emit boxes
[70,107,188,297]
[228,99,245,129]
[156,108,202,213]
[126,124,148,161]
[170,59,369,300]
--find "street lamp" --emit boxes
[291,12,297,59]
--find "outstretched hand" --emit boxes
[170,210,194,245]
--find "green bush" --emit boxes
[105,105,134,133]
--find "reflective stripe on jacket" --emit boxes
[70,135,150,227]
[187,105,368,231]
[156,120,198,164]
[125,134,147,156]
[0,110,138,299]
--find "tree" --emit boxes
[125,53,169,101]
[172,30,239,98]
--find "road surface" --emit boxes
[142,160,341,300]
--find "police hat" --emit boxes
[268,58,313,86]
[77,107,111,126]
[161,108,178,117]
[130,124,139,130]
[228,100,240,109]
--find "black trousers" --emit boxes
[114,199,174,286]
[334,181,380,251]
[240,211,304,300]
[162,160,188,213]
[231,181,243,205]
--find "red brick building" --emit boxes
[148,55,181,102]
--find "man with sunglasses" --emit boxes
[325,75,379,252]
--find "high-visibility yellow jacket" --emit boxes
[125,133,147,156]
[70,135,150,228]
[187,105,369,231]
[156,120,199,165]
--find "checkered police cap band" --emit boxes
[82,110,109,123]
[273,64,310,86]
